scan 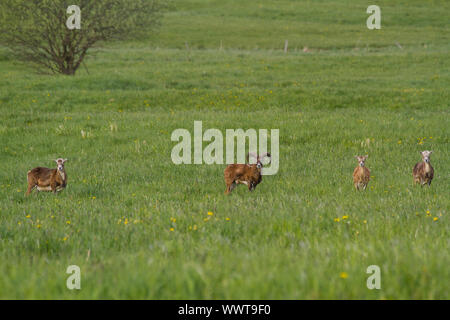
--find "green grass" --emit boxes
[0,0,449,299]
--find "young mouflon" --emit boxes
[353,155,370,191]
[413,150,434,186]
[224,152,271,194]
[26,158,68,195]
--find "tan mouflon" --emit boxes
[224,152,270,194]
[413,150,434,186]
[353,155,370,191]
[26,158,68,195]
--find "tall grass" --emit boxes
[0,0,448,299]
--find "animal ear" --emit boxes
[365,155,368,159]
[247,152,258,163]
[259,153,271,165]
[63,159,68,163]
[429,151,433,154]
[54,159,59,163]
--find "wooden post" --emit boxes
[185,41,191,61]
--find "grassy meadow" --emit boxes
[0,0,449,299]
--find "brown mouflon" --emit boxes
[353,155,370,191]
[26,158,68,195]
[413,150,434,186]
[224,152,271,194]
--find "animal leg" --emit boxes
[51,182,57,194]
[26,174,35,196]
[225,182,236,194]
[26,184,34,195]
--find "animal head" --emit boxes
[55,158,67,171]
[420,150,432,163]
[247,152,271,169]
[355,155,368,167]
